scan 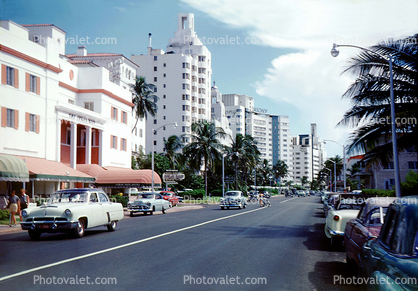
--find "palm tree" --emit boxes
[229,134,260,189]
[273,159,288,185]
[131,76,159,132]
[338,35,418,166]
[183,120,226,197]
[260,159,273,186]
[163,135,183,169]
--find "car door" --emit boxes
[98,192,115,223]
[88,192,106,227]
[154,194,163,211]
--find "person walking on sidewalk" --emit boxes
[19,189,29,222]
[7,191,20,227]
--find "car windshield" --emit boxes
[48,192,88,203]
[225,192,240,197]
[137,194,155,199]
[337,202,363,210]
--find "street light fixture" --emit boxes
[331,43,401,197]
[222,152,238,197]
[324,139,346,190]
[151,122,177,192]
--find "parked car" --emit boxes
[323,193,341,217]
[344,197,397,272]
[220,191,247,209]
[321,191,331,203]
[159,191,179,207]
[0,196,7,209]
[20,188,124,240]
[324,194,369,246]
[359,196,418,290]
[127,193,170,216]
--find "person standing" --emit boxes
[7,190,20,227]
[19,189,29,222]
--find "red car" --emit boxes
[344,197,396,272]
[159,191,179,207]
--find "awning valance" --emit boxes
[16,156,95,183]
[0,154,30,182]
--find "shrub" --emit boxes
[110,195,129,207]
[362,189,395,197]
[0,209,10,220]
[182,189,205,199]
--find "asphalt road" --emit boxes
[0,195,365,291]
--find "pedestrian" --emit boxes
[7,190,20,227]
[19,189,30,222]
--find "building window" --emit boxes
[28,74,38,93]
[163,74,166,77]
[163,63,166,67]
[66,128,71,145]
[163,95,166,99]
[154,119,157,124]
[182,84,190,90]
[408,161,418,169]
[68,99,74,104]
[163,116,166,120]
[121,111,127,124]
[84,102,94,111]
[26,113,39,133]
[111,135,117,149]
[154,56,157,61]
[385,179,395,190]
[383,162,394,170]
[3,66,18,88]
[4,108,18,129]
[154,77,157,82]
[154,87,157,92]
[139,129,143,137]
[111,107,118,120]
[121,138,127,151]
[163,105,166,109]
[154,66,157,71]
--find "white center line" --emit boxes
[0,207,265,282]
[280,197,298,203]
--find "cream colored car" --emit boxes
[21,188,124,240]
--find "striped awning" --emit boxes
[0,154,30,182]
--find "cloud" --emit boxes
[183,0,418,156]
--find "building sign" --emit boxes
[254,108,268,114]
[163,170,185,182]
[69,113,96,124]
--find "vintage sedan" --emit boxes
[159,191,179,207]
[344,197,396,272]
[20,188,124,240]
[127,192,170,216]
[220,191,247,209]
[359,196,418,290]
[324,194,369,246]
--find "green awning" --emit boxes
[0,154,29,182]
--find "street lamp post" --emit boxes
[151,122,177,192]
[324,139,346,190]
[331,43,401,197]
[323,168,332,191]
[222,152,238,198]
[329,160,337,192]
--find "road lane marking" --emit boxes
[0,207,265,282]
[280,197,298,203]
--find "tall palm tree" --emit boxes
[163,135,183,169]
[273,159,288,184]
[183,120,226,197]
[229,134,260,189]
[260,159,273,186]
[338,35,418,166]
[131,76,159,132]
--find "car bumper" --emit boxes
[21,219,78,231]
[326,226,344,237]
[128,206,152,212]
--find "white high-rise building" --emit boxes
[211,83,233,146]
[131,13,212,154]
[290,123,325,185]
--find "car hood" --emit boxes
[131,199,154,204]
[24,203,86,217]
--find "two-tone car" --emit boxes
[324,194,369,247]
[127,192,170,216]
[20,188,124,240]
[159,191,179,207]
[344,197,396,273]
[220,191,247,209]
[359,196,418,290]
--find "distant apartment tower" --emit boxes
[131,13,212,154]
[211,83,233,146]
[222,93,292,168]
[290,123,324,184]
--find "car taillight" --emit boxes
[333,215,340,221]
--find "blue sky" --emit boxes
[2,0,418,158]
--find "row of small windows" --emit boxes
[111,106,128,124]
[2,64,41,95]
[110,135,127,151]
[1,107,40,133]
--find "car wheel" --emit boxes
[227,207,230,210]
[129,212,133,217]
[238,203,242,209]
[162,207,166,214]
[28,230,41,240]
[74,219,85,238]
[107,221,117,232]
[221,206,224,210]
[150,207,155,215]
